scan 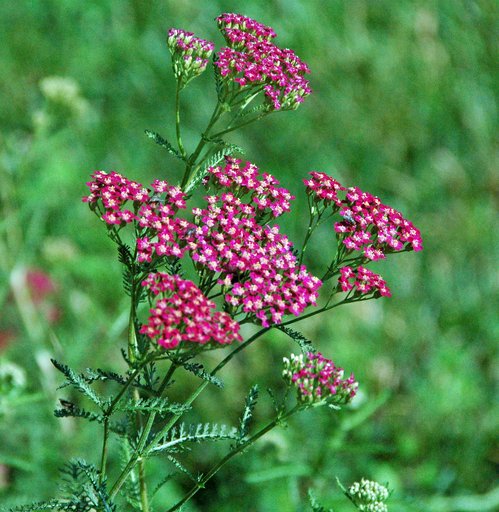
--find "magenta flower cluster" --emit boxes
[303,171,344,206]
[167,28,215,86]
[135,180,190,263]
[83,170,149,225]
[140,272,242,349]
[217,12,277,46]
[187,193,322,327]
[207,156,295,218]
[283,352,358,405]
[339,266,391,298]
[304,172,423,261]
[83,172,190,263]
[215,13,311,111]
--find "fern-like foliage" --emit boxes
[152,423,239,454]
[83,368,129,386]
[277,326,317,354]
[11,460,116,512]
[308,489,334,512]
[144,129,185,160]
[238,385,259,442]
[167,455,201,483]
[118,438,142,510]
[182,362,224,388]
[117,396,191,417]
[51,359,104,408]
[184,143,244,195]
[54,399,105,423]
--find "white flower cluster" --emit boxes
[348,478,389,512]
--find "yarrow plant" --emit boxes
[18,13,422,512]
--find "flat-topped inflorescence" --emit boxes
[283,352,358,405]
[339,266,391,298]
[167,28,214,87]
[217,13,277,46]
[140,272,242,349]
[206,156,294,218]
[347,479,390,512]
[83,172,190,262]
[304,172,423,261]
[83,170,149,225]
[214,13,311,111]
[187,193,321,327]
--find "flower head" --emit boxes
[215,14,311,111]
[167,28,214,87]
[206,156,295,218]
[187,193,321,327]
[339,266,391,298]
[83,172,190,263]
[217,13,277,46]
[347,479,390,512]
[304,172,423,260]
[282,352,358,405]
[83,170,149,225]
[140,272,241,349]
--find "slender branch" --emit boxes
[210,112,268,139]
[181,103,224,189]
[175,78,186,158]
[165,405,302,512]
[109,328,270,497]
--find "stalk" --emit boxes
[109,328,269,497]
[165,405,302,512]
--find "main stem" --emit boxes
[109,328,269,497]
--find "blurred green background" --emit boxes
[0,0,497,510]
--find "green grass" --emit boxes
[0,1,497,510]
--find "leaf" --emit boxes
[84,368,128,386]
[117,397,191,417]
[152,423,239,454]
[308,489,335,512]
[51,359,104,408]
[166,455,199,483]
[119,439,141,510]
[144,129,185,161]
[184,144,244,195]
[54,400,105,423]
[151,473,175,498]
[277,325,317,354]
[182,362,224,388]
[238,385,259,441]
[54,400,126,435]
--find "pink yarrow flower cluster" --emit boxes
[167,28,214,86]
[83,172,190,262]
[215,13,311,111]
[339,266,391,298]
[140,272,242,349]
[283,352,358,405]
[83,171,149,225]
[207,156,294,217]
[304,172,423,260]
[187,193,321,327]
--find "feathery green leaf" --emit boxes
[144,129,185,160]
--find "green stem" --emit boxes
[210,112,267,139]
[109,361,180,499]
[98,419,109,485]
[165,405,301,512]
[109,328,269,497]
[181,103,224,189]
[134,388,150,512]
[299,199,318,266]
[175,79,186,158]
